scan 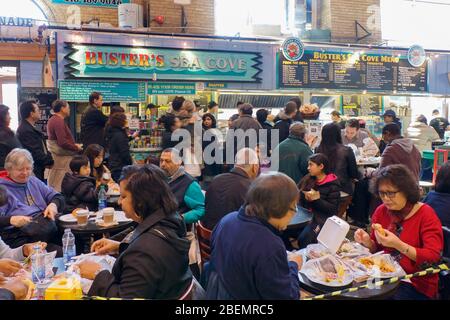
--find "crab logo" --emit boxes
[282,37,305,62]
[408,45,426,67]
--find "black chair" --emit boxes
[439,226,450,300]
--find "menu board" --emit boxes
[278,50,427,92]
[59,80,146,102]
[18,88,58,139]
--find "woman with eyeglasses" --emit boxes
[354,164,443,300]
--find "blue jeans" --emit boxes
[391,282,430,300]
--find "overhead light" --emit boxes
[362,90,367,94]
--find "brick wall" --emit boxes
[329,0,381,43]
[35,0,214,34]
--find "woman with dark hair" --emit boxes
[424,162,450,228]
[316,122,359,195]
[297,153,341,248]
[0,105,21,169]
[106,113,133,182]
[206,172,303,299]
[256,109,273,154]
[83,144,111,186]
[201,113,221,187]
[160,114,182,150]
[76,164,192,299]
[202,113,217,130]
[355,164,443,300]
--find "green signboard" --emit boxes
[52,0,130,8]
[65,44,262,83]
[148,82,196,95]
[58,80,146,102]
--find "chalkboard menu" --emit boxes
[18,87,58,138]
[278,50,428,92]
[59,80,147,102]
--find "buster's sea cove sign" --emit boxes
[64,43,262,83]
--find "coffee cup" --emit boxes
[76,209,89,226]
[102,172,111,181]
[102,207,115,224]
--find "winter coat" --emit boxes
[0,129,21,169]
[273,111,293,147]
[406,121,440,154]
[61,173,98,214]
[16,120,53,181]
[207,207,300,300]
[380,138,422,181]
[106,126,132,179]
[273,135,312,184]
[80,105,109,148]
[299,174,342,225]
[201,167,251,230]
[88,209,192,299]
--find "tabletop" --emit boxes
[57,215,136,236]
[288,207,313,229]
[298,271,399,300]
[356,157,381,167]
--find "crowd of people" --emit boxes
[0,93,448,301]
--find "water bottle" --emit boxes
[98,185,107,211]
[62,228,76,265]
[31,245,45,283]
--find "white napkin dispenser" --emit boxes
[317,216,350,254]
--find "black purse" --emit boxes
[20,213,58,243]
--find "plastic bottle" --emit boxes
[62,228,76,265]
[98,185,107,211]
[31,245,45,283]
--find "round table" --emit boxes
[57,216,135,253]
[356,157,381,167]
[298,272,399,300]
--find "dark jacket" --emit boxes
[201,167,252,230]
[0,130,21,169]
[273,135,312,184]
[430,117,449,139]
[0,288,14,300]
[231,114,262,132]
[207,207,300,300]
[424,191,450,229]
[88,209,192,299]
[259,121,273,153]
[380,138,421,181]
[162,130,181,150]
[61,173,98,214]
[16,120,53,181]
[299,174,341,225]
[273,112,293,147]
[80,106,109,148]
[106,127,132,178]
[316,144,359,195]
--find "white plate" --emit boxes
[58,214,77,223]
[301,255,354,287]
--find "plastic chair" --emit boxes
[433,149,449,185]
[196,222,212,268]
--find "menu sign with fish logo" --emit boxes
[282,37,305,62]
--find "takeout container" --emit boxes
[44,276,83,300]
[317,216,350,254]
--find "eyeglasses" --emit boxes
[378,190,399,199]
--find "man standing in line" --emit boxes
[80,92,108,149]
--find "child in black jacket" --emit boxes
[62,155,104,214]
[297,153,341,249]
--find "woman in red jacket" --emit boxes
[355,164,443,300]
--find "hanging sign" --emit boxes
[64,43,262,82]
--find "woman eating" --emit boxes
[297,153,341,248]
[354,164,443,300]
[76,164,192,299]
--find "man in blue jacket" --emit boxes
[206,172,303,300]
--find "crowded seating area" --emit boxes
[0,91,449,302]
